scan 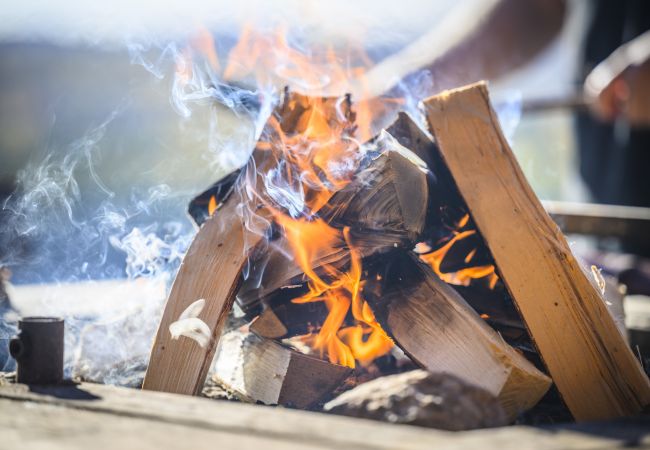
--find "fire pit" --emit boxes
[2,12,650,446]
[141,66,649,424]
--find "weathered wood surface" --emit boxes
[423,82,650,421]
[213,332,351,408]
[365,253,550,421]
[1,381,649,449]
[143,193,264,395]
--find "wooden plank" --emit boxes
[423,82,650,421]
[365,253,551,420]
[143,190,263,395]
[1,381,649,449]
[0,382,452,450]
[213,332,351,408]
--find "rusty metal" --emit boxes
[9,317,64,385]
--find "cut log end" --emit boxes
[214,331,352,409]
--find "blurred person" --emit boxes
[373,0,649,211]
[578,3,650,209]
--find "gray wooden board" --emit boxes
[0,381,649,449]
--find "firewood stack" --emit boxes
[143,83,650,426]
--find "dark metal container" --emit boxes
[9,317,64,384]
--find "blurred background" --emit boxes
[0,0,592,283]
[2,0,650,379]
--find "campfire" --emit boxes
[136,30,650,428]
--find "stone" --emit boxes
[324,369,508,431]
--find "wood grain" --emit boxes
[143,193,263,395]
[423,82,650,421]
[366,253,550,421]
[213,332,351,409]
[6,381,648,450]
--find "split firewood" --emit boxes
[142,190,266,395]
[385,111,437,172]
[213,331,352,409]
[324,369,508,431]
[423,82,650,421]
[249,300,328,340]
[363,252,551,421]
[144,91,353,395]
[147,90,422,395]
[238,136,429,308]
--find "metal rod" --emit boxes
[520,94,590,114]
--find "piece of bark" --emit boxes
[363,252,551,421]
[238,138,429,309]
[423,82,650,421]
[324,369,508,431]
[213,331,351,409]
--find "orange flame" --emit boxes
[207,196,218,216]
[282,224,393,369]
[418,214,499,289]
[181,26,395,368]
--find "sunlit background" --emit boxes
[0,0,600,379]
[0,0,592,282]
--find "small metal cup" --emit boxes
[9,317,64,385]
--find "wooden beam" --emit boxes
[364,252,551,421]
[6,381,650,450]
[213,332,351,409]
[423,82,650,421]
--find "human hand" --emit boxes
[584,32,650,126]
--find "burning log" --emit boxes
[363,252,551,421]
[250,300,328,340]
[423,82,650,420]
[213,331,351,409]
[144,90,427,394]
[143,191,266,395]
[238,137,429,308]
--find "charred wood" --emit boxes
[363,251,551,421]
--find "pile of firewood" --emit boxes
[142,83,650,427]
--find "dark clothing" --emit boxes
[576,0,650,207]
